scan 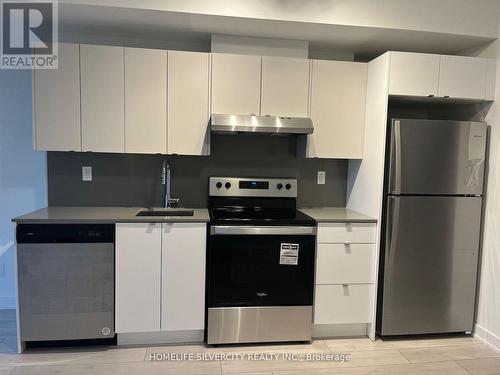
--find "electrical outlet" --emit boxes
[317,171,326,185]
[82,166,92,182]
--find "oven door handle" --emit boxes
[210,226,317,235]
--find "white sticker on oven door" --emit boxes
[280,243,299,265]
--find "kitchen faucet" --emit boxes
[161,160,179,208]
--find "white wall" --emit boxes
[0,70,47,309]
[475,25,500,351]
[60,0,500,38]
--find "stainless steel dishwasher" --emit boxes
[17,224,115,342]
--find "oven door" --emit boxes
[207,226,316,308]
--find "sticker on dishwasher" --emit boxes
[280,243,299,265]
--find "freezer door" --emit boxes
[388,119,486,195]
[379,196,482,336]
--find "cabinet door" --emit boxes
[125,48,167,154]
[438,56,487,99]
[309,60,367,159]
[485,58,496,101]
[316,244,374,284]
[81,44,125,152]
[211,53,261,115]
[34,43,81,151]
[261,56,309,117]
[168,51,210,155]
[314,284,372,324]
[116,223,161,333]
[389,52,440,96]
[161,223,206,331]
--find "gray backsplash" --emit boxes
[47,135,347,208]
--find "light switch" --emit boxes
[317,171,326,185]
[82,166,92,181]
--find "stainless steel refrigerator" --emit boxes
[377,118,487,336]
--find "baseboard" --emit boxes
[0,296,16,309]
[312,323,368,339]
[117,330,204,346]
[474,324,500,353]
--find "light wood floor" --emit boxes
[0,310,499,374]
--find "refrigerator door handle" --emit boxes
[386,196,400,266]
[389,120,402,194]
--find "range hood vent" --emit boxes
[210,114,314,135]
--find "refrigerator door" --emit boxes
[388,119,486,195]
[379,196,482,336]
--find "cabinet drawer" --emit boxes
[317,223,376,244]
[314,284,372,324]
[316,244,374,284]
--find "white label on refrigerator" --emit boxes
[280,243,299,265]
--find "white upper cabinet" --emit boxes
[80,44,125,152]
[211,53,261,115]
[125,48,167,154]
[308,60,367,159]
[486,58,496,101]
[261,57,310,117]
[388,52,494,100]
[168,51,210,155]
[161,223,206,331]
[438,55,487,100]
[33,43,81,151]
[389,52,440,97]
[115,223,162,333]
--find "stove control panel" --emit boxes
[209,177,297,198]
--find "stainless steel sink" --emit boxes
[136,208,194,217]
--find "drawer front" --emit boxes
[316,244,374,284]
[317,223,376,244]
[314,284,372,324]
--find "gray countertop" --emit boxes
[13,206,375,224]
[12,207,210,224]
[299,207,377,223]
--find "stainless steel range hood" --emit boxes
[210,114,314,135]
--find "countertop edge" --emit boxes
[12,218,211,224]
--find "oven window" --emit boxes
[207,234,315,307]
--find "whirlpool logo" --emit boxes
[256,292,268,297]
[1,0,58,69]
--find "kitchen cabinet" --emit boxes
[486,58,496,100]
[315,284,372,324]
[168,51,210,155]
[308,60,367,159]
[161,223,206,331]
[389,52,440,97]
[438,55,487,100]
[314,222,376,327]
[211,53,261,115]
[125,48,167,154]
[33,43,81,151]
[116,222,207,334]
[388,52,494,100]
[115,223,161,333]
[261,56,310,117]
[316,243,374,284]
[80,44,125,152]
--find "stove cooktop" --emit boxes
[209,206,316,226]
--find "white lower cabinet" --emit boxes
[317,222,376,244]
[161,223,206,331]
[314,221,376,330]
[314,284,372,324]
[115,222,207,335]
[115,223,162,333]
[316,243,374,284]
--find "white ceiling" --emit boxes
[58,2,499,60]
